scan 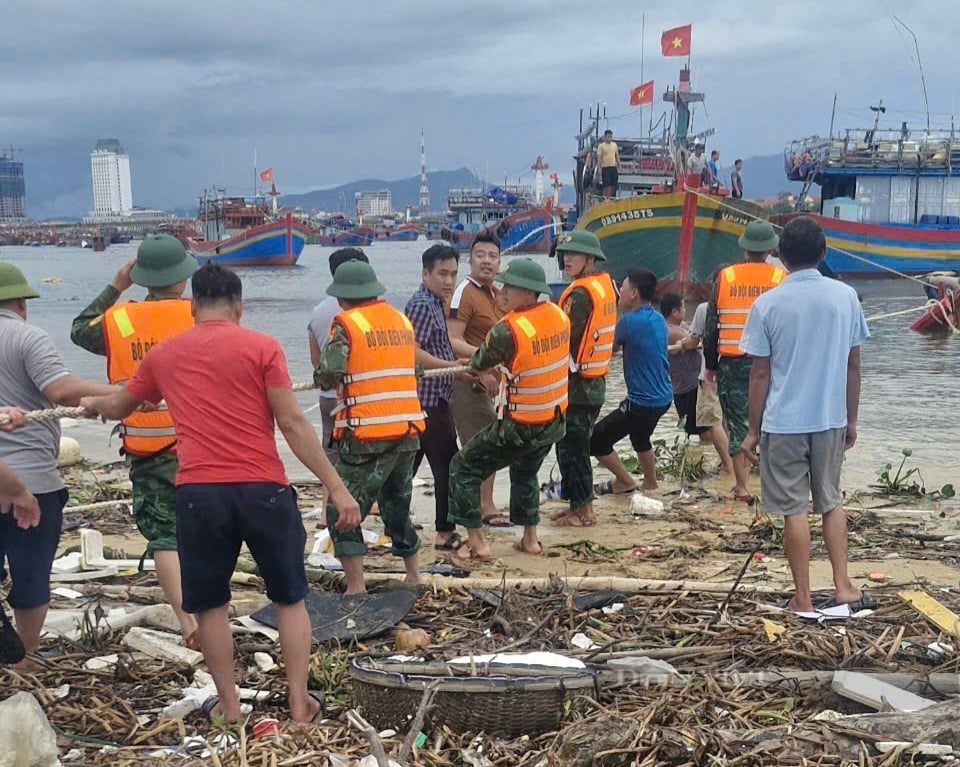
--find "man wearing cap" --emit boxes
[449,258,570,558]
[314,260,425,594]
[546,231,617,527]
[704,220,785,503]
[71,235,200,648]
[0,263,118,658]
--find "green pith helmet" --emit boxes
[0,263,40,301]
[555,230,606,261]
[131,234,199,288]
[737,220,780,253]
[326,259,386,299]
[493,257,551,295]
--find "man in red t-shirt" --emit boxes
[81,265,359,725]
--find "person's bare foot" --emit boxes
[344,587,367,596]
[640,481,659,491]
[290,692,322,724]
[404,573,424,586]
[184,629,201,651]
[513,539,544,555]
[784,596,814,613]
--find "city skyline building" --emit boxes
[90,139,133,220]
[0,147,27,221]
[355,189,392,217]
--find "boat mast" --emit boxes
[893,16,931,135]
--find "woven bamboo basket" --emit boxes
[349,657,597,737]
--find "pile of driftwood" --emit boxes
[4,578,960,767]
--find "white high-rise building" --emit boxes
[90,139,133,218]
[355,189,392,217]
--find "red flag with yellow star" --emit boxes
[661,24,692,57]
[629,80,655,106]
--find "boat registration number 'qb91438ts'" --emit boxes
[600,209,655,227]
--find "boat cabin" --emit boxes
[446,185,537,230]
[787,127,960,228]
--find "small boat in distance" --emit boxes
[778,103,960,278]
[186,188,308,267]
[441,185,554,253]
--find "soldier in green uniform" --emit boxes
[70,235,199,647]
[546,231,616,528]
[313,261,423,594]
[448,258,569,560]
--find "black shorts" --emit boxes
[176,483,307,613]
[590,400,671,456]
[673,388,710,436]
[601,166,618,188]
[0,489,67,610]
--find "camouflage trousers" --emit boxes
[449,416,566,529]
[717,356,753,454]
[555,404,602,509]
[327,444,420,559]
[129,452,179,555]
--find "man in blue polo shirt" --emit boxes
[590,268,673,494]
[740,216,870,614]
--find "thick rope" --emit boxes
[864,299,941,323]
[0,365,476,424]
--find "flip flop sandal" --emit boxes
[814,592,878,612]
[307,690,325,723]
[593,479,636,496]
[553,512,598,527]
[433,532,464,551]
[482,513,513,527]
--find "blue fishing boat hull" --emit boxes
[189,213,308,266]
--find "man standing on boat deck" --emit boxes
[449,258,569,559]
[687,144,707,181]
[0,263,119,660]
[81,264,359,724]
[308,247,369,522]
[446,231,508,528]
[731,159,744,199]
[740,216,869,614]
[71,235,200,649]
[590,268,673,496]
[595,130,620,199]
[546,232,617,528]
[704,220,785,503]
[404,244,469,555]
[314,260,425,593]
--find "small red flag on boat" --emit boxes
[661,24,692,57]
[629,80,655,106]
[259,167,274,183]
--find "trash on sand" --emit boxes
[832,670,936,712]
[898,590,960,637]
[81,529,155,571]
[254,651,278,672]
[394,627,431,652]
[84,654,119,671]
[123,626,204,666]
[762,619,787,642]
[570,632,598,650]
[448,652,586,669]
[606,656,681,676]
[0,692,59,767]
[631,494,665,515]
[601,602,625,615]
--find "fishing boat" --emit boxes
[379,223,424,242]
[567,68,763,298]
[441,186,554,253]
[779,105,960,278]
[186,189,308,267]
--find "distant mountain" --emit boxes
[280,168,483,213]
[734,152,800,200]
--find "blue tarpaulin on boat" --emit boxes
[487,187,517,205]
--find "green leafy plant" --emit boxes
[654,435,707,481]
[308,639,351,707]
[871,448,955,500]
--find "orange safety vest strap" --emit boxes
[118,424,177,438]
[716,263,784,357]
[558,274,617,378]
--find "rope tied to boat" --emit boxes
[0,366,475,425]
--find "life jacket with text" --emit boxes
[496,301,571,425]
[558,272,617,379]
[716,262,785,357]
[103,300,194,456]
[332,300,426,441]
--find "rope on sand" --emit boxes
[64,500,132,513]
[0,365,476,425]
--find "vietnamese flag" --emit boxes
[629,80,655,106]
[259,167,274,183]
[661,24,692,57]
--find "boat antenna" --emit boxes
[892,15,931,134]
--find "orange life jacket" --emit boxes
[332,300,426,442]
[496,301,570,425]
[103,299,194,456]
[558,272,617,379]
[716,262,785,357]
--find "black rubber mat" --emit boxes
[251,588,417,642]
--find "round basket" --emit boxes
[349,657,597,737]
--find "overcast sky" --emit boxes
[3,0,958,218]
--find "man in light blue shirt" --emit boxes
[740,217,869,614]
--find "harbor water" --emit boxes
[3,242,958,493]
